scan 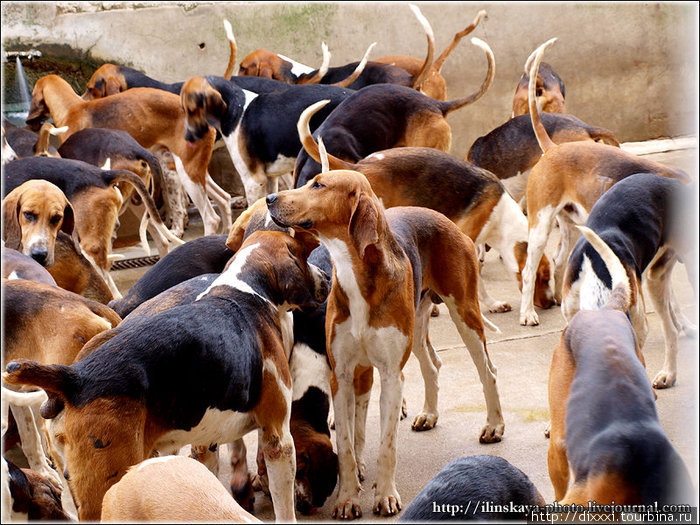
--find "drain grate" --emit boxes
[111,255,161,271]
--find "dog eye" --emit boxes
[311,181,324,189]
[23,211,37,222]
[50,215,62,225]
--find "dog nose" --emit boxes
[266,193,278,206]
[30,247,48,265]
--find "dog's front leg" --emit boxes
[330,330,362,520]
[373,365,405,516]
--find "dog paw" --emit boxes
[479,422,504,443]
[251,473,270,495]
[544,423,551,439]
[520,310,540,326]
[373,490,402,516]
[489,301,512,313]
[411,412,438,431]
[332,495,362,520]
[400,397,408,420]
[652,370,677,389]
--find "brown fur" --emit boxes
[2,180,78,268]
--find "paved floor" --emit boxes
[110,146,699,522]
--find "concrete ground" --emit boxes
[109,146,699,522]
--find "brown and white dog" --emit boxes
[101,455,260,523]
[266,170,504,519]
[518,39,692,326]
[547,225,694,506]
[561,173,698,389]
[2,457,70,522]
[4,230,329,522]
[374,9,487,101]
[2,179,77,268]
[511,45,566,118]
[25,74,231,236]
[297,100,554,314]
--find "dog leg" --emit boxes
[670,287,697,337]
[190,443,220,477]
[520,209,557,325]
[478,265,512,313]
[372,367,404,516]
[205,174,233,233]
[411,298,441,431]
[229,438,255,512]
[553,216,577,305]
[172,154,221,236]
[444,297,504,443]
[647,258,681,389]
[9,404,62,489]
[353,367,373,483]
[330,332,362,520]
[547,338,574,501]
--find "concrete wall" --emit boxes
[2,1,698,159]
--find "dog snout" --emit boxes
[30,246,49,266]
[314,266,331,302]
[266,193,278,206]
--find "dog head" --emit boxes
[180,76,226,143]
[26,75,57,131]
[238,49,282,80]
[3,360,146,521]
[232,229,330,310]
[3,180,77,267]
[266,169,384,261]
[291,418,338,514]
[514,241,555,309]
[511,62,566,118]
[82,64,127,101]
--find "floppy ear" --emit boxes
[204,89,228,121]
[259,64,275,79]
[348,191,380,260]
[294,229,321,258]
[105,77,122,96]
[3,359,78,407]
[2,187,23,250]
[226,197,268,251]
[59,200,82,252]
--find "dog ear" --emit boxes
[3,359,78,406]
[105,77,122,96]
[59,200,82,253]
[349,191,379,260]
[204,88,228,120]
[259,64,275,79]
[293,230,321,258]
[2,186,23,250]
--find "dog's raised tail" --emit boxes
[222,19,238,78]
[438,37,495,116]
[575,225,631,313]
[297,100,355,171]
[432,9,486,74]
[528,38,558,153]
[328,42,377,88]
[408,4,435,91]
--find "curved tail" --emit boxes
[437,37,495,116]
[432,9,486,74]
[576,225,631,313]
[528,38,558,153]
[296,100,357,171]
[296,42,332,85]
[107,169,184,247]
[328,42,377,88]
[34,123,68,157]
[222,19,238,78]
[408,4,435,91]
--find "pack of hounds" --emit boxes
[1,4,697,523]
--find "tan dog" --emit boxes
[266,170,504,519]
[101,455,260,523]
[518,39,691,326]
[26,74,230,236]
[2,179,77,268]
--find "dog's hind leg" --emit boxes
[411,295,441,431]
